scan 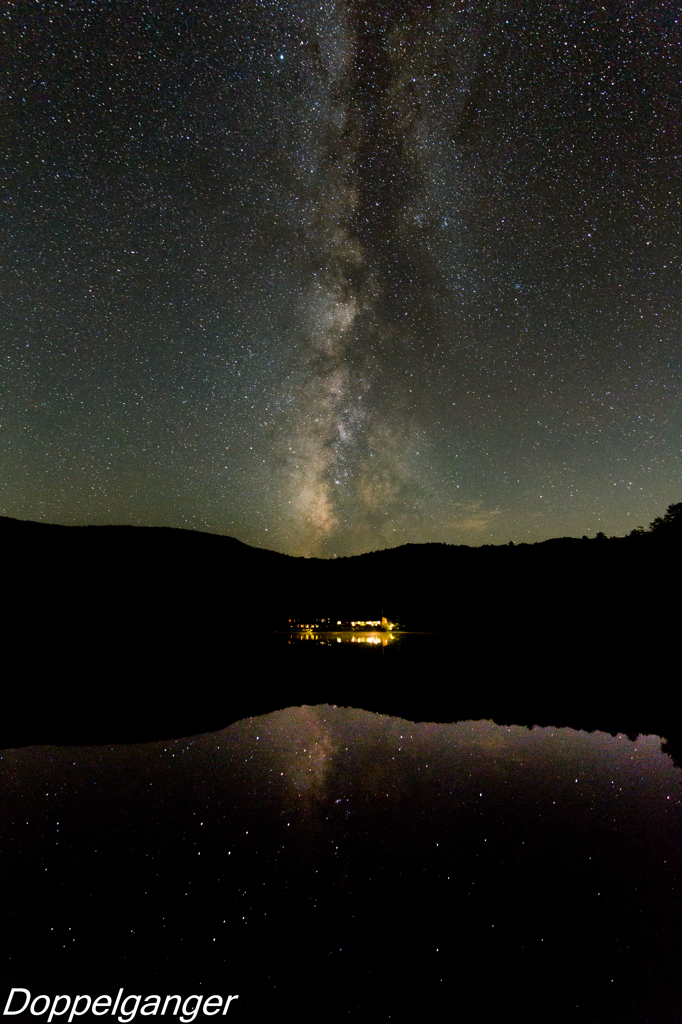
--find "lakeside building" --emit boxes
[286,616,396,632]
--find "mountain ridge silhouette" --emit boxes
[1,514,677,759]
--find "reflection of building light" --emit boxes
[286,619,398,645]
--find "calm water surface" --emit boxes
[1,709,680,1022]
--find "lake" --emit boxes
[1,707,680,1022]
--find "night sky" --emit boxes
[2,1,680,557]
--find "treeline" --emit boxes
[0,506,677,752]
[1,500,679,634]
[590,501,682,541]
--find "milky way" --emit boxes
[1,1,679,555]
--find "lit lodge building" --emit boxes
[284,616,398,646]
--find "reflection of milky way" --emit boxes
[2,708,681,1019]
[253,705,338,802]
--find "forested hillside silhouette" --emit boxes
[1,503,678,755]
